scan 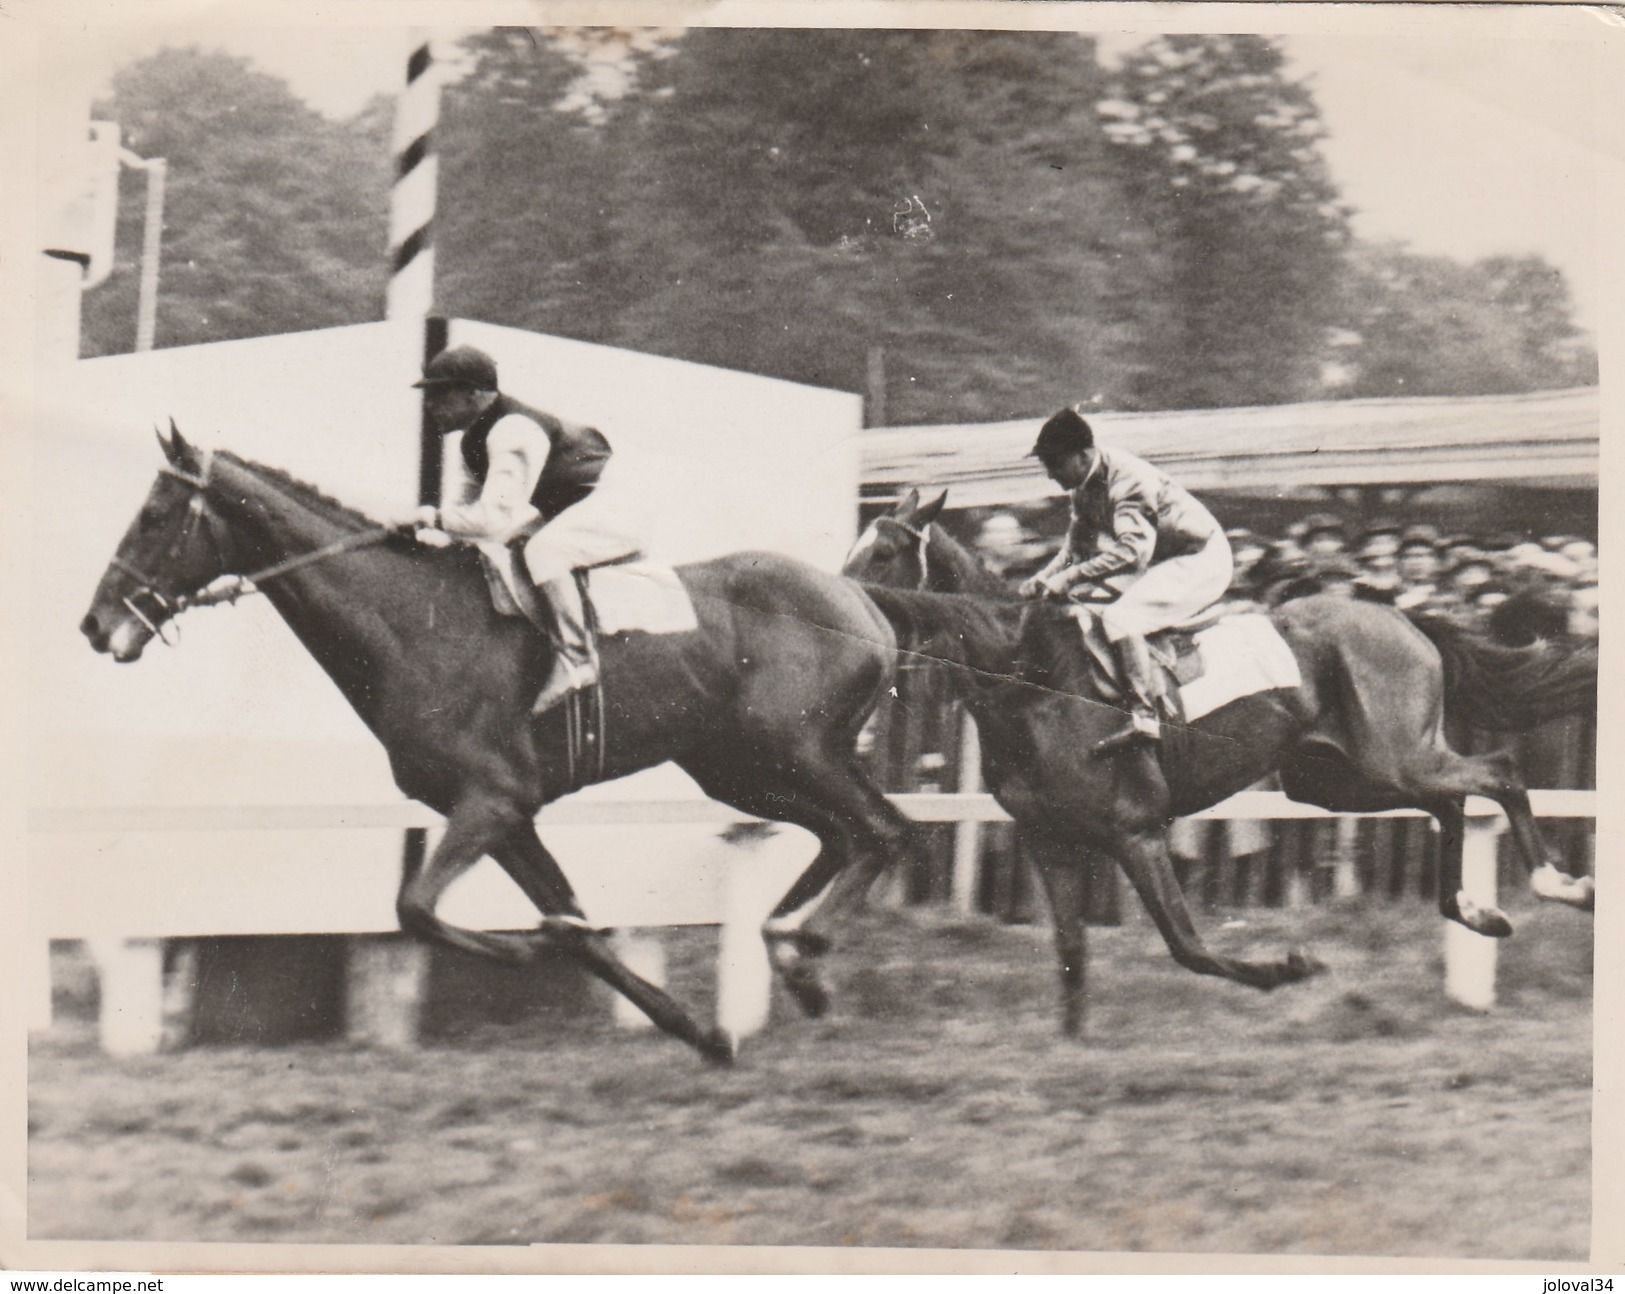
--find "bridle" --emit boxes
[873,515,934,591]
[112,453,401,647]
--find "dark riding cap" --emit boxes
[1029,406,1095,460]
[413,345,499,391]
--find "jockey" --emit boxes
[1017,406,1233,745]
[407,344,644,710]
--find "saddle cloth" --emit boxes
[586,562,698,635]
[476,544,697,636]
[1070,608,1300,723]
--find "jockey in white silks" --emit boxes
[1018,406,1234,747]
[405,345,645,711]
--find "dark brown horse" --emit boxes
[79,427,919,1062]
[843,490,1596,1036]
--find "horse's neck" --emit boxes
[927,532,1008,599]
[211,460,426,721]
[867,586,1020,680]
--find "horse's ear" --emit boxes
[917,490,949,526]
[160,419,192,466]
[895,487,920,518]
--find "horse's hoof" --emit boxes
[765,928,831,957]
[1287,948,1327,980]
[782,968,831,1019]
[1478,911,1515,939]
[699,1027,739,1067]
[1532,866,1594,912]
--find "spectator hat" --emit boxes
[1300,512,1347,542]
[413,345,499,390]
[1399,524,1440,554]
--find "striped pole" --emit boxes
[387,33,441,323]
[373,31,447,1048]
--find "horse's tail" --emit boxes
[1406,610,1597,731]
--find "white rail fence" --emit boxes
[30,790,1594,1054]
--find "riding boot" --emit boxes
[1100,630,1162,749]
[532,573,598,715]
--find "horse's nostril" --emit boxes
[80,612,99,638]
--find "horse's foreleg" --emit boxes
[1022,827,1091,1039]
[395,794,549,964]
[1114,828,1325,991]
[490,825,736,1064]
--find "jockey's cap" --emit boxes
[1029,406,1095,460]
[413,345,499,391]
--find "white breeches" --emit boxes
[519,462,647,584]
[1099,529,1233,640]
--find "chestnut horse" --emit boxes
[843,490,1595,1035]
[81,428,919,1062]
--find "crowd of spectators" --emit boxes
[972,508,1599,641]
[1222,513,1598,640]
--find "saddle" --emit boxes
[1065,606,1221,727]
[1062,603,1302,727]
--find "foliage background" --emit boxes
[83,29,1598,421]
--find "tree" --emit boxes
[81,48,390,356]
[1099,35,1352,408]
[1331,243,1597,398]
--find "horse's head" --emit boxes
[842,488,949,590]
[80,423,236,662]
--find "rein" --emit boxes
[128,454,401,640]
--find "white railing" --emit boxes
[30,789,1594,1054]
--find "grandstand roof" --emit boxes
[861,386,1599,508]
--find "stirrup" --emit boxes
[531,656,598,715]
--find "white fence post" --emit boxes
[1444,816,1501,1012]
[86,937,165,1056]
[718,857,774,1041]
[609,931,667,1031]
[345,936,430,1049]
[951,712,983,917]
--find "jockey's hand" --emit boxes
[391,505,453,546]
[1019,575,1068,601]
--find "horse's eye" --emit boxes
[137,509,164,533]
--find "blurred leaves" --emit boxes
[82,48,390,355]
[81,32,1594,415]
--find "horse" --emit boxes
[842,489,1596,1037]
[79,425,920,1063]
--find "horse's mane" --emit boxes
[213,450,424,556]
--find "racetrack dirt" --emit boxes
[28,898,1593,1262]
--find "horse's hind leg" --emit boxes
[1477,752,1593,912]
[1427,794,1514,938]
[490,825,736,1064]
[1022,826,1091,1038]
[1410,746,1592,916]
[683,750,915,1021]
